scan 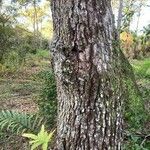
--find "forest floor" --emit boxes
[0,57,149,115]
[0,67,41,113]
[132,58,150,113]
[0,53,51,149]
[0,54,149,149]
[0,56,50,113]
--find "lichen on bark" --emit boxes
[50,0,139,149]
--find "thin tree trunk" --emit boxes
[0,0,2,13]
[133,2,143,59]
[50,0,134,149]
[33,0,38,51]
[135,8,142,33]
[117,0,124,32]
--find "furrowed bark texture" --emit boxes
[51,0,126,149]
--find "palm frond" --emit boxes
[0,110,44,135]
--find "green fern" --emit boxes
[0,110,45,134]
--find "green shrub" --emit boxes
[0,110,47,149]
[123,59,149,131]
[36,49,49,60]
[37,70,57,128]
[124,79,147,130]
[17,44,32,64]
[132,59,150,79]
[2,51,20,72]
[123,133,150,150]
[123,59,150,149]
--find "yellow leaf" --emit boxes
[120,31,133,45]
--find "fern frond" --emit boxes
[0,110,44,135]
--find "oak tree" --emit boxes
[50,0,138,149]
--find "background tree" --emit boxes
[0,0,52,66]
[141,24,150,56]
[0,2,18,63]
[117,0,124,31]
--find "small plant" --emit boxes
[22,125,55,150]
[123,133,150,150]
[2,51,20,72]
[36,70,57,127]
[0,110,44,134]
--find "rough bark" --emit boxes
[51,0,128,149]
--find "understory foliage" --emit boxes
[132,59,150,79]
[112,42,150,149]
[123,59,150,149]
[124,78,147,130]
[22,125,55,150]
[0,110,55,150]
[37,70,57,128]
[120,24,150,59]
[0,57,149,149]
[0,110,44,134]
[0,0,51,69]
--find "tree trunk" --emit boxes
[51,0,130,149]
[133,2,143,59]
[33,0,38,51]
[0,0,2,13]
[117,0,124,32]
